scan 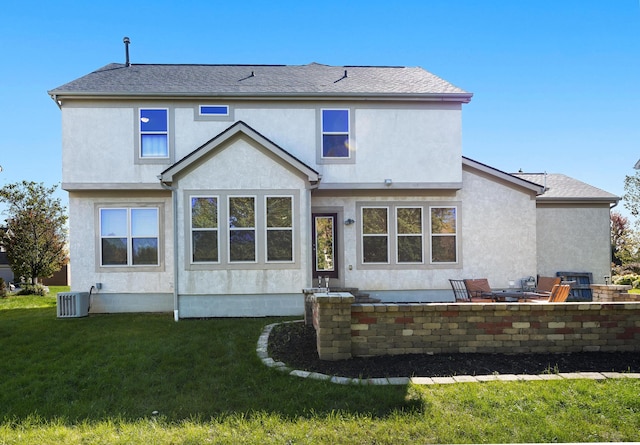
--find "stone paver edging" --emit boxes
[257,321,640,386]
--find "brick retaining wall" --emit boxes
[307,288,640,360]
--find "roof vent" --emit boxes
[123,36,131,67]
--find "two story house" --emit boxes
[49,62,618,318]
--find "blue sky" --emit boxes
[1,0,639,221]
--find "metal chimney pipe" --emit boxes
[123,36,131,67]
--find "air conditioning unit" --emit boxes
[56,292,89,318]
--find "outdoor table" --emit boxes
[491,290,547,302]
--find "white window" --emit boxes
[139,108,168,158]
[228,196,256,262]
[359,203,458,268]
[190,197,219,263]
[266,196,293,262]
[396,207,423,263]
[100,208,159,266]
[321,109,350,158]
[361,207,389,263]
[199,105,229,116]
[430,207,457,263]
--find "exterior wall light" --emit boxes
[384,178,392,186]
[344,218,355,225]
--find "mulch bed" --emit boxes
[268,321,640,379]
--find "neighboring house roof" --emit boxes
[159,121,320,184]
[48,62,472,101]
[462,157,545,195]
[513,173,620,205]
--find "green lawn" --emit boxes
[1,288,640,444]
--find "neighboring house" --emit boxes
[48,62,619,318]
[0,250,13,284]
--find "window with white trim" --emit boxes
[139,108,168,158]
[199,105,229,116]
[266,196,293,262]
[191,197,219,263]
[100,207,159,266]
[359,203,458,267]
[228,196,256,262]
[430,206,457,263]
[321,109,350,158]
[362,207,389,263]
[396,206,423,263]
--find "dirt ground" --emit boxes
[268,321,640,379]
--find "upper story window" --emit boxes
[100,207,159,267]
[139,108,168,158]
[199,105,229,116]
[321,109,350,158]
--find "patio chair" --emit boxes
[535,276,561,294]
[464,278,495,300]
[449,279,471,302]
[449,280,492,303]
[548,284,571,302]
[529,284,571,303]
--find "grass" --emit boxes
[1,288,640,443]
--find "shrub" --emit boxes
[17,283,49,296]
[613,274,640,288]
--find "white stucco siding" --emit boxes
[459,169,538,288]
[62,106,133,184]
[320,105,463,184]
[67,192,174,298]
[311,194,466,294]
[536,205,612,284]
[174,137,312,297]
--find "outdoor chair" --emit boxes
[464,278,495,301]
[449,280,492,303]
[524,276,562,301]
[548,284,571,302]
[535,276,561,294]
[449,279,471,302]
[529,284,570,303]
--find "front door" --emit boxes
[312,213,338,281]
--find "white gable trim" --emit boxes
[462,157,544,195]
[158,121,320,185]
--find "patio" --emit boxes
[305,286,640,361]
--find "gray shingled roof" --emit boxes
[48,62,471,99]
[513,173,619,203]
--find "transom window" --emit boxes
[100,207,159,266]
[139,108,168,158]
[359,203,458,266]
[321,109,350,158]
[199,105,229,116]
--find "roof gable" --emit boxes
[513,173,620,204]
[49,63,472,101]
[462,157,545,195]
[159,121,320,184]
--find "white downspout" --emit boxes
[160,178,179,321]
